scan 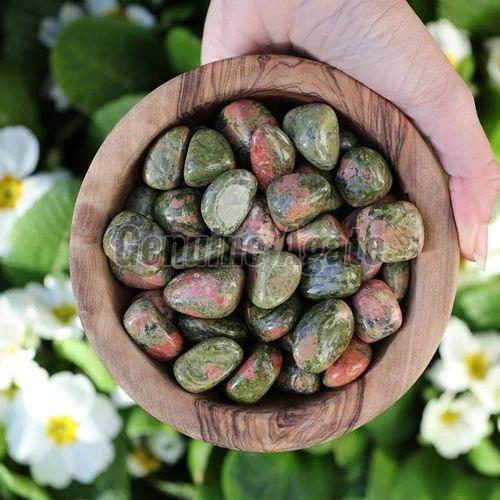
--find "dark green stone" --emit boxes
[124,184,159,219]
[177,315,248,343]
[381,260,410,301]
[171,237,229,270]
[275,354,320,394]
[110,260,174,289]
[296,163,343,212]
[339,129,360,152]
[134,289,175,320]
[278,333,294,352]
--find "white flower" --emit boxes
[111,386,135,409]
[45,79,72,112]
[485,37,500,89]
[147,431,185,465]
[427,19,472,69]
[84,0,156,28]
[25,275,83,340]
[38,3,84,48]
[127,444,161,478]
[473,365,500,414]
[124,5,156,28]
[428,317,500,393]
[421,393,491,459]
[6,372,122,489]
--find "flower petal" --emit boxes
[65,441,114,483]
[125,5,156,28]
[84,0,119,16]
[0,127,39,178]
[79,395,122,442]
[439,317,478,362]
[31,447,73,489]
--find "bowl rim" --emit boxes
[70,54,459,451]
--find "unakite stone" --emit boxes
[286,214,348,253]
[174,337,243,393]
[283,103,339,170]
[296,163,343,212]
[177,315,248,343]
[124,184,159,219]
[300,253,362,301]
[201,169,257,236]
[164,266,244,319]
[144,126,189,190]
[292,298,354,373]
[243,294,302,342]
[266,173,331,232]
[184,128,235,187]
[339,129,360,152]
[216,99,278,163]
[322,337,371,388]
[356,201,425,262]
[134,289,175,320]
[154,188,207,237]
[381,261,410,301]
[110,260,174,290]
[352,279,402,342]
[171,237,229,270]
[103,211,167,276]
[335,147,392,207]
[348,242,382,282]
[247,251,302,309]
[123,298,183,361]
[276,355,320,394]
[230,197,283,256]
[250,124,295,191]
[225,344,282,403]
[278,333,294,352]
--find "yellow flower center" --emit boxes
[46,415,79,446]
[444,52,458,68]
[51,303,77,325]
[0,175,23,210]
[440,409,460,426]
[1,383,19,400]
[465,351,489,380]
[131,448,161,474]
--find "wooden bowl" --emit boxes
[70,55,459,451]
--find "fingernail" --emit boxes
[473,223,488,272]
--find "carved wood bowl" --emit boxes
[70,55,459,451]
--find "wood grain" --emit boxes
[70,55,459,451]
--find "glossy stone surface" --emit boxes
[250,124,295,191]
[201,169,257,236]
[177,315,248,343]
[103,211,167,276]
[266,173,331,232]
[225,344,282,403]
[154,188,207,237]
[134,289,175,320]
[230,197,284,256]
[124,184,159,219]
[381,260,410,301]
[322,337,372,388]
[174,337,243,393]
[216,99,278,163]
[286,214,348,253]
[348,242,382,282]
[164,266,244,319]
[292,298,354,373]
[184,128,235,188]
[278,333,294,352]
[123,298,183,361]
[110,260,174,290]
[283,103,339,170]
[143,126,189,190]
[276,355,320,394]
[339,129,360,152]
[356,201,425,262]
[341,209,361,239]
[243,294,302,342]
[352,279,403,342]
[170,237,229,270]
[300,252,362,301]
[335,147,392,207]
[247,251,302,309]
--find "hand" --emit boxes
[202,0,500,266]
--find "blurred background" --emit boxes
[0,0,499,498]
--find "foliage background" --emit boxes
[0,0,499,499]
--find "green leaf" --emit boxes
[165,27,201,74]
[408,0,436,23]
[468,438,500,477]
[125,406,174,439]
[51,17,165,114]
[160,4,197,29]
[304,440,335,456]
[1,176,80,286]
[331,429,368,469]
[187,440,214,485]
[0,426,6,461]
[437,0,500,36]
[366,448,398,500]
[152,481,197,499]
[479,86,500,161]
[0,464,51,500]
[53,338,116,393]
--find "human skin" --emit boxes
[202,0,500,266]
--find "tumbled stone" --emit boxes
[335,147,392,207]
[283,103,339,170]
[177,315,248,343]
[266,173,331,231]
[110,260,174,290]
[225,344,282,403]
[339,129,360,152]
[250,124,295,191]
[276,354,320,394]
[171,237,229,270]
[247,251,302,309]
[154,188,207,237]
[123,298,183,361]
[292,298,354,373]
[352,279,403,342]
[348,242,382,282]
[103,211,167,276]
[322,337,371,388]
[184,128,235,188]
[124,184,159,219]
[300,252,362,301]
[143,126,189,190]
[286,214,348,253]
[243,294,302,342]
[278,333,294,353]
[174,337,243,393]
[216,99,278,163]
[134,289,175,320]
[201,169,257,236]
[296,163,343,212]
[356,201,425,262]
[230,197,284,256]
[164,266,244,319]
[381,261,410,301]
[341,209,361,239]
